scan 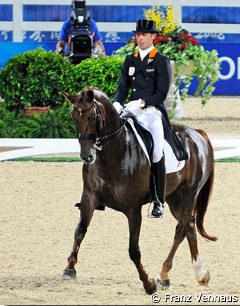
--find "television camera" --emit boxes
[68,0,92,64]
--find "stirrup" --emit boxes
[151,200,164,218]
[147,201,164,218]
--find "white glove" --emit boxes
[125,99,145,112]
[113,102,123,114]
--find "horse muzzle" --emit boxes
[80,147,96,164]
[81,154,95,164]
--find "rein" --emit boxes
[78,99,125,151]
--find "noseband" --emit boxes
[77,99,125,151]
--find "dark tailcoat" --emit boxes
[114,47,172,126]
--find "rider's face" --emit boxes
[135,32,157,50]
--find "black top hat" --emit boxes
[133,19,159,34]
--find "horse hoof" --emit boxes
[198,271,210,286]
[157,278,170,290]
[145,278,157,295]
[62,269,76,280]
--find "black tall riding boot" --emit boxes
[151,156,166,218]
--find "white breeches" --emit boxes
[131,107,164,163]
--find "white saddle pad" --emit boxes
[127,118,185,174]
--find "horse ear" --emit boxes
[84,89,94,103]
[63,92,74,104]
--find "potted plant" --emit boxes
[114,5,221,108]
[0,48,76,114]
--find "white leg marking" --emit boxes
[192,255,208,282]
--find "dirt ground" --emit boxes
[0,97,240,305]
[172,96,240,140]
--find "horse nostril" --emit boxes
[80,152,95,164]
[87,155,93,163]
[81,155,93,164]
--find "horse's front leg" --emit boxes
[127,207,157,295]
[62,192,95,279]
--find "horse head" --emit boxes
[64,87,122,164]
[63,88,105,164]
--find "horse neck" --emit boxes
[102,100,123,135]
[96,100,128,159]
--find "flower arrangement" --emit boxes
[114,5,221,106]
[144,5,178,36]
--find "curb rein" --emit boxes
[78,99,125,151]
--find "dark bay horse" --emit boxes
[63,87,217,294]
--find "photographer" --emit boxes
[56,0,105,64]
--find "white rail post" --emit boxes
[12,0,23,42]
[172,0,182,26]
[165,0,184,119]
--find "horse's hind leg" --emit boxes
[127,207,157,295]
[186,216,210,286]
[159,214,210,289]
[158,220,187,289]
[62,195,94,280]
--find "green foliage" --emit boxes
[113,44,136,57]
[0,48,76,109]
[0,50,124,110]
[0,49,126,138]
[0,101,77,138]
[74,56,124,99]
[0,103,25,137]
[23,102,77,138]
[170,46,220,105]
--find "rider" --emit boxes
[113,19,172,218]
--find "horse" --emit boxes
[62,86,217,294]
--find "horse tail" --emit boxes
[194,129,218,242]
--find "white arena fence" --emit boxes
[0,0,239,43]
[0,138,239,162]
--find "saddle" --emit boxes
[125,116,188,162]
[162,117,189,161]
[128,120,154,159]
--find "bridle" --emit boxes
[77,99,125,151]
